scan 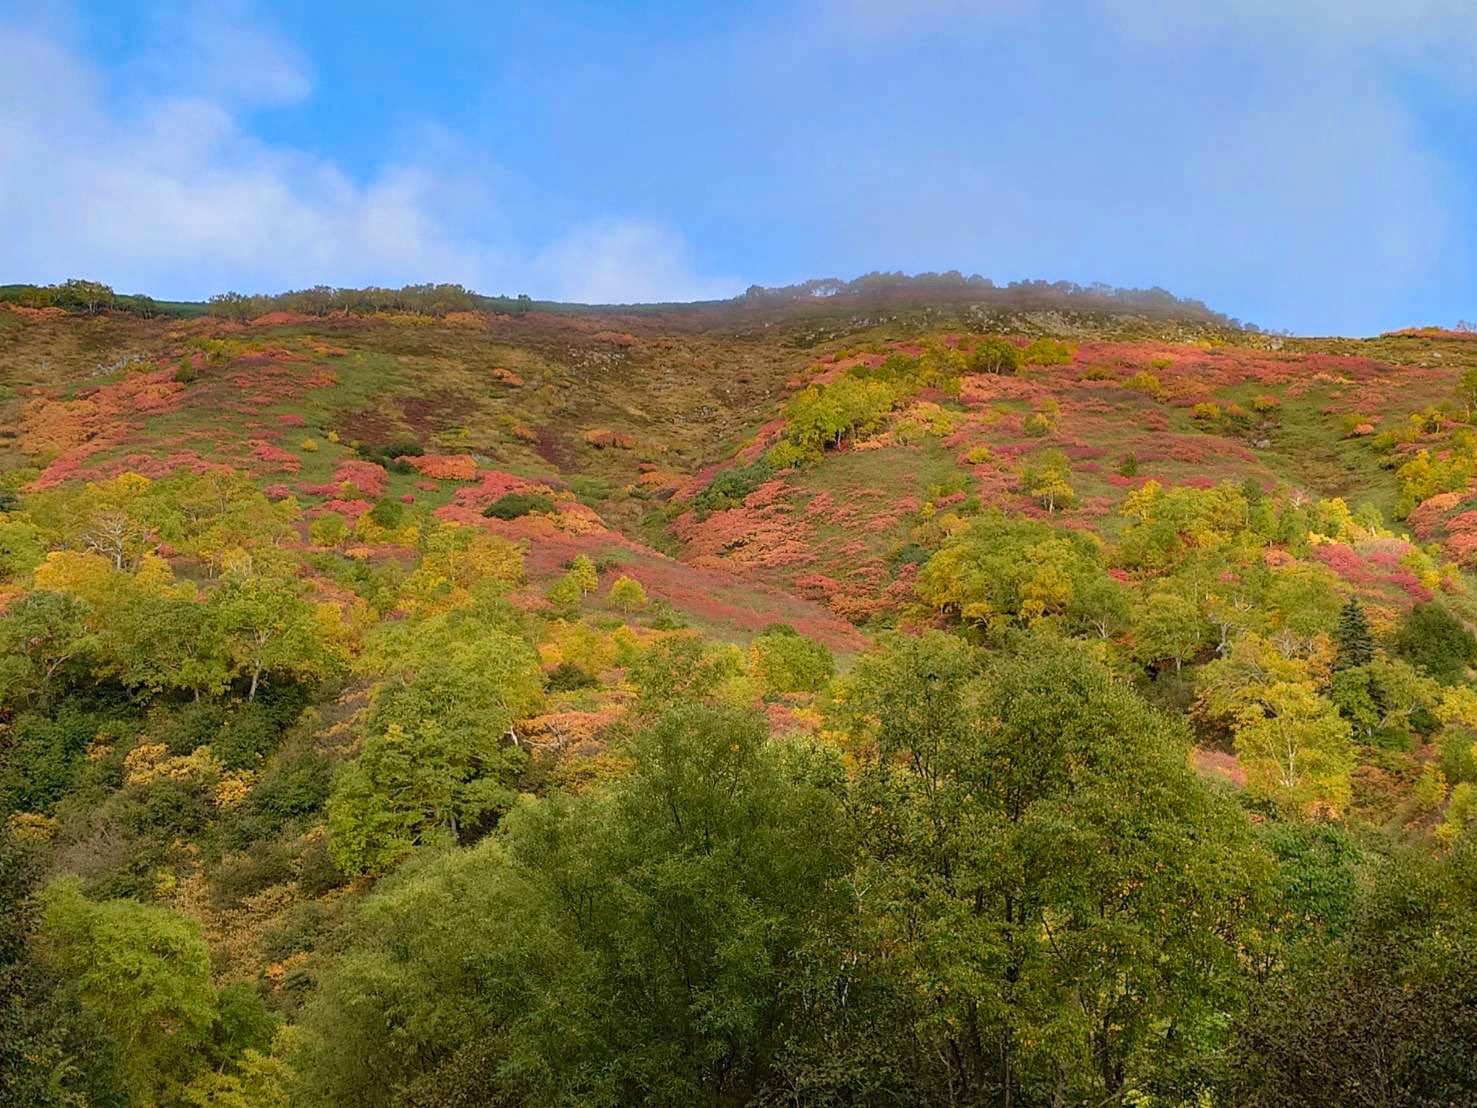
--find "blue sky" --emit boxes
[3,1,1476,334]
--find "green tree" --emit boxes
[0,514,46,579]
[299,703,855,1107]
[1227,840,1477,1106]
[1022,337,1072,365]
[38,880,219,1104]
[308,512,348,547]
[784,376,896,452]
[1265,564,1341,658]
[1331,596,1374,671]
[327,629,542,874]
[54,279,115,315]
[547,555,599,609]
[1072,573,1133,639]
[567,554,598,595]
[836,635,1268,1104]
[917,511,1107,631]
[182,1049,293,1108]
[628,634,742,711]
[99,588,231,698]
[213,576,346,700]
[970,336,1023,375]
[1393,602,1477,683]
[0,591,95,705]
[1134,589,1205,672]
[746,624,834,696]
[1329,666,1380,738]
[1459,365,1477,422]
[483,491,557,520]
[1,832,128,1108]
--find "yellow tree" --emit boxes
[609,574,648,611]
[1233,680,1353,818]
[1020,448,1074,512]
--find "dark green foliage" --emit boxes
[0,833,129,1108]
[262,901,331,963]
[0,279,182,319]
[326,626,541,874]
[154,700,228,755]
[0,706,113,814]
[0,590,96,705]
[297,834,348,898]
[628,635,736,709]
[1227,841,1477,1107]
[545,661,599,692]
[693,458,775,512]
[849,349,961,395]
[891,541,930,567]
[1230,949,1477,1108]
[367,498,407,530]
[1258,822,1364,939]
[1117,453,1139,477]
[135,776,214,839]
[357,439,425,473]
[1332,597,1374,672]
[207,982,278,1070]
[210,840,299,908]
[206,283,537,320]
[148,694,303,770]
[1330,666,1379,736]
[1393,602,1477,683]
[482,491,556,520]
[567,475,610,504]
[310,551,406,613]
[258,750,334,822]
[645,599,688,630]
[759,621,801,636]
[868,351,923,382]
[213,705,287,770]
[36,879,224,1104]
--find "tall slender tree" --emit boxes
[1332,596,1374,672]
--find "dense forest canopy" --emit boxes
[2,290,1476,1106]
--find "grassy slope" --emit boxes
[4,304,1475,642]
[662,327,1477,625]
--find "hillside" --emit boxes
[4,284,1477,1106]
[6,292,1474,633]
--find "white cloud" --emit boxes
[0,5,730,304]
[532,221,739,304]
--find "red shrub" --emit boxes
[408,454,478,481]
